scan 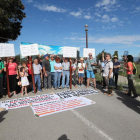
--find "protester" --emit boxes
[0,58,4,98]
[103,54,114,96]
[62,58,70,89]
[50,55,55,89]
[113,56,120,89]
[72,60,77,88]
[43,55,51,90]
[20,67,29,96]
[8,57,18,96]
[124,55,138,98]
[39,58,44,89]
[86,53,97,89]
[33,58,43,92]
[27,59,32,91]
[78,58,85,87]
[54,57,62,90]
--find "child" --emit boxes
[20,67,29,96]
[78,58,85,86]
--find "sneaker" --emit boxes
[81,84,83,87]
[55,88,57,90]
[66,87,69,89]
[38,90,43,92]
[58,87,61,89]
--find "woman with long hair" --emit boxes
[124,55,138,98]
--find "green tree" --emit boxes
[0,0,26,42]
[113,51,118,59]
[96,49,109,61]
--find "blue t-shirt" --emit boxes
[113,61,120,73]
[50,60,55,72]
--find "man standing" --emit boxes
[84,57,87,84]
[43,55,51,90]
[103,54,114,96]
[50,55,55,89]
[113,56,120,89]
[62,58,70,89]
[86,53,97,89]
[33,58,43,92]
[0,58,4,98]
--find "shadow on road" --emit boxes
[0,111,8,123]
[58,134,70,140]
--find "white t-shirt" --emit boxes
[103,60,113,77]
[54,63,62,72]
[78,63,85,73]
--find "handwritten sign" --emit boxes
[20,44,39,56]
[63,47,77,58]
[0,43,15,57]
[83,48,95,58]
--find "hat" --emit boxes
[113,55,118,59]
[80,58,84,61]
[44,54,49,58]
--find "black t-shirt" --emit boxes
[42,60,51,72]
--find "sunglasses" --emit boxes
[89,55,92,56]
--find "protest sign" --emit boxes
[83,48,95,58]
[0,94,59,110]
[30,96,95,117]
[0,43,15,57]
[55,89,98,99]
[63,47,77,58]
[20,43,39,57]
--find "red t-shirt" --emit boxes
[27,63,32,75]
[8,62,17,75]
[127,62,133,75]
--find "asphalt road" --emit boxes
[0,85,140,140]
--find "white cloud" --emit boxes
[95,0,116,7]
[34,4,67,13]
[94,13,101,17]
[27,0,33,3]
[70,11,82,17]
[84,15,92,19]
[102,14,110,22]
[64,35,140,45]
[111,17,119,22]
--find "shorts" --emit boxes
[86,70,95,78]
[78,73,84,77]
[28,74,32,83]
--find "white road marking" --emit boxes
[71,109,113,140]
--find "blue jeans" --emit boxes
[51,72,55,88]
[33,74,41,91]
[54,72,61,88]
[62,71,70,88]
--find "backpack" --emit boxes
[133,63,137,75]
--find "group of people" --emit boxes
[0,52,139,99]
[101,52,138,98]
[0,53,97,98]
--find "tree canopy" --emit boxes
[0,0,26,42]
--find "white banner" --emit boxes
[31,96,95,118]
[20,44,39,56]
[0,94,59,110]
[0,43,15,57]
[83,48,95,58]
[63,47,77,58]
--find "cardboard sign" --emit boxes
[83,48,95,58]
[20,44,39,56]
[0,43,15,57]
[31,96,95,117]
[63,47,77,58]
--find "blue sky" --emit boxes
[9,0,140,58]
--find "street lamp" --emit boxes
[85,24,88,48]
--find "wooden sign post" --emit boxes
[5,57,10,98]
[30,56,36,93]
[70,58,72,89]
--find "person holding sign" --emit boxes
[78,58,85,86]
[0,58,4,98]
[86,53,97,89]
[7,57,18,96]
